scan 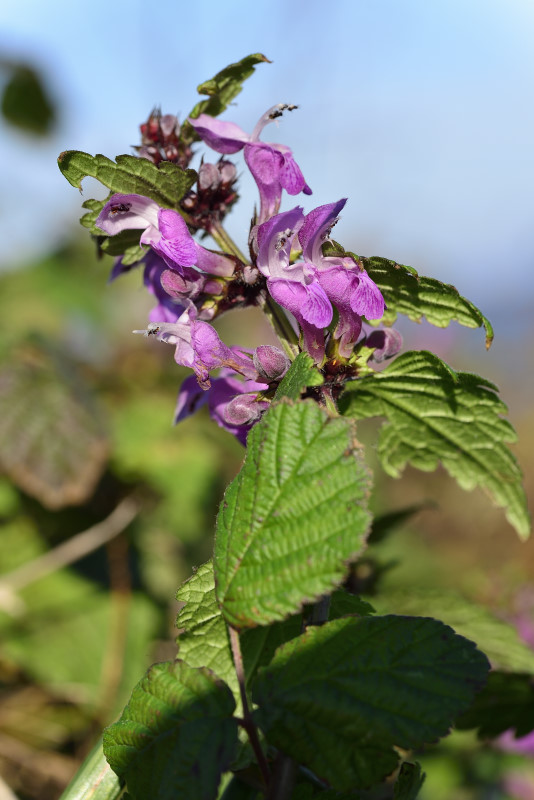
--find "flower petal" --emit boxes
[96,193,160,235]
[188,114,250,154]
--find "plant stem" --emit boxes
[260,294,299,359]
[229,626,271,787]
[208,220,248,263]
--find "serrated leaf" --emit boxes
[252,615,489,791]
[176,561,301,697]
[394,762,426,800]
[360,255,494,348]
[456,671,534,738]
[183,54,271,142]
[369,589,534,673]
[0,345,108,508]
[339,350,530,539]
[58,151,197,210]
[104,661,237,800]
[274,352,323,401]
[214,400,372,630]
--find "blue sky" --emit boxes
[1,0,534,329]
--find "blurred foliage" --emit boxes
[0,60,56,135]
[0,234,532,800]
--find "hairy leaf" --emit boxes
[183,53,271,142]
[0,344,108,509]
[339,350,530,539]
[456,671,534,739]
[176,561,301,698]
[361,255,493,348]
[58,151,197,210]
[214,400,372,629]
[274,352,323,401]
[104,661,237,800]
[253,615,489,790]
[394,762,426,800]
[369,589,534,673]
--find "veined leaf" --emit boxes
[252,615,489,791]
[369,589,534,673]
[214,400,372,630]
[360,255,494,348]
[103,661,237,800]
[274,352,323,401]
[183,53,271,142]
[58,151,197,210]
[339,350,530,539]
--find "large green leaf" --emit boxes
[339,350,530,539]
[104,661,237,800]
[359,255,493,348]
[252,615,489,791]
[58,151,196,210]
[183,53,271,142]
[0,343,108,509]
[274,352,323,401]
[456,671,534,738]
[369,589,534,673]
[214,400,372,630]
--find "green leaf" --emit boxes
[252,615,489,791]
[104,661,237,800]
[456,671,534,738]
[368,503,433,545]
[0,343,108,509]
[1,63,55,135]
[214,400,372,630]
[274,352,324,401]
[394,762,426,800]
[176,561,301,697]
[57,151,197,210]
[329,588,375,618]
[360,255,494,348]
[339,350,530,539]
[183,54,271,142]
[368,589,534,673]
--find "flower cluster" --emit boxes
[95,103,400,441]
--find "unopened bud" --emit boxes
[218,160,237,185]
[367,328,403,362]
[198,163,221,192]
[253,346,291,381]
[224,394,268,426]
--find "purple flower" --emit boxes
[175,372,268,445]
[256,207,332,363]
[133,306,257,388]
[189,104,311,224]
[96,193,235,277]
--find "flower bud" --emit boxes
[367,328,403,362]
[218,160,237,185]
[198,163,220,192]
[223,393,268,426]
[253,346,291,381]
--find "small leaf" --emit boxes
[274,352,323,401]
[214,400,372,630]
[456,671,534,738]
[183,54,271,142]
[369,589,534,673]
[104,661,237,800]
[368,503,432,545]
[394,762,426,800]
[329,588,375,618]
[339,350,530,539]
[0,343,108,509]
[1,63,55,135]
[58,151,197,210]
[252,615,489,791]
[360,254,493,348]
[176,561,301,697]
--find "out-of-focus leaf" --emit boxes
[104,661,237,800]
[340,350,530,539]
[455,671,534,738]
[215,400,372,629]
[0,344,108,509]
[58,739,122,800]
[394,761,426,800]
[58,151,196,211]
[252,616,489,791]
[1,63,55,135]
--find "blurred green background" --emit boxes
[1,4,533,798]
